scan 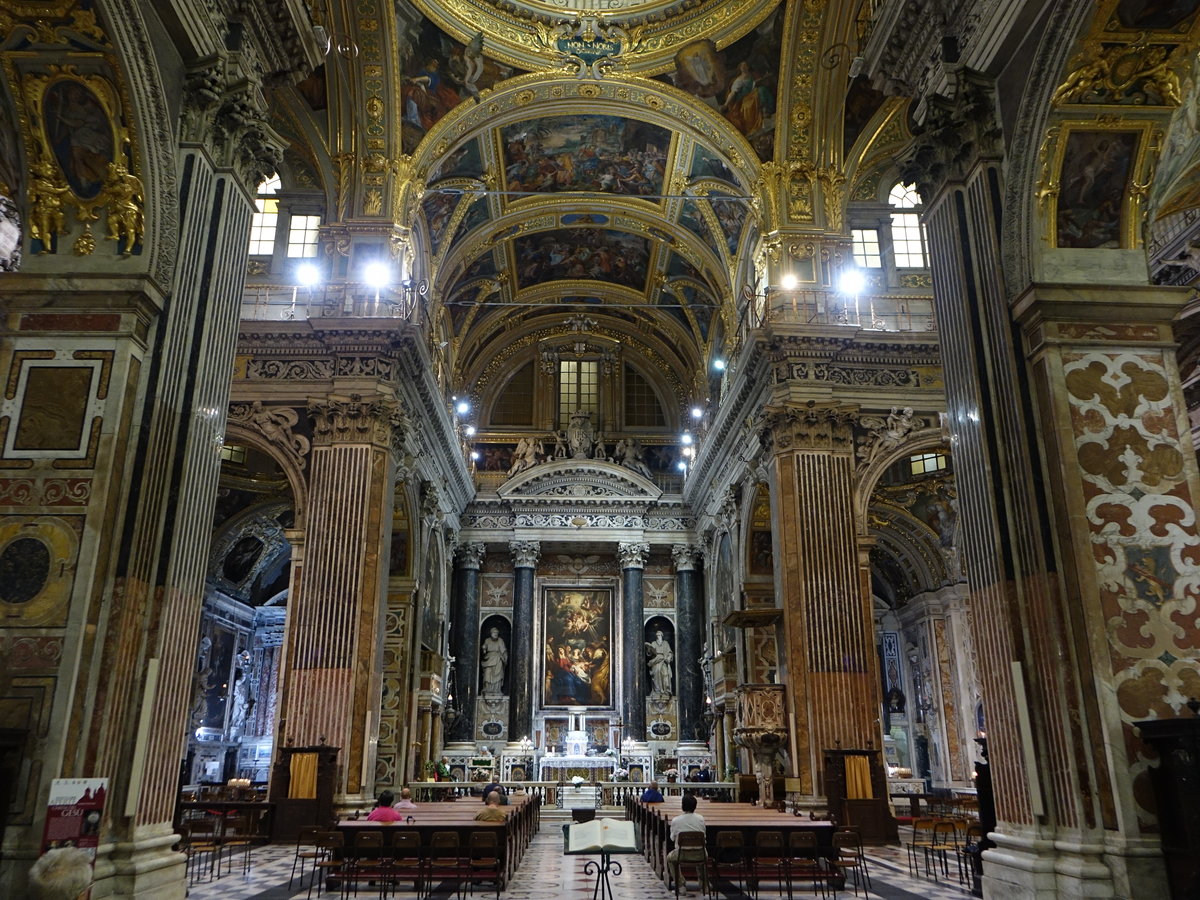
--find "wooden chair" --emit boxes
[905,817,938,877]
[308,831,345,900]
[710,830,749,897]
[424,830,467,900]
[833,829,872,896]
[342,830,388,898]
[389,829,424,896]
[753,831,787,899]
[219,815,254,878]
[180,819,220,885]
[957,822,985,887]
[784,831,829,899]
[466,829,503,899]
[290,826,324,891]
[672,830,709,898]
[930,819,963,880]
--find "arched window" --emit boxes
[888,181,926,268]
[248,173,281,256]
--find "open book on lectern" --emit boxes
[567,818,638,853]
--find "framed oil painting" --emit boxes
[542,587,613,708]
[1049,123,1152,250]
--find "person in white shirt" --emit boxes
[666,793,706,894]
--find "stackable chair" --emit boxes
[710,830,750,898]
[424,830,468,900]
[832,829,872,896]
[905,818,938,877]
[389,830,425,896]
[308,831,346,900]
[219,815,255,878]
[290,826,325,891]
[180,818,220,885]
[753,831,787,899]
[466,829,503,899]
[342,830,388,898]
[784,831,830,899]
[672,830,709,898]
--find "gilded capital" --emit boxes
[757,402,858,455]
[307,394,405,448]
[510,540,541,569]
[457,542,486,570]
[618,541,651,570]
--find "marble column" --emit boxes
[673,544,705,745]
[508,541,540,743]
[905,75,1185,897]
[277,395,400,797]
[447,542,485,745]
[619,541,650,741]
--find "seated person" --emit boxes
[666,794,706,891]
[694,765,712,783]
[641,780,665,803]
[474,790,507,822]
[394,787,418,809]
[366,789,404,822]
[480,781,508,804]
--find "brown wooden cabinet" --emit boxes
[269,744,339,841]
[1136,714,1200,899]
[822,748,897,843]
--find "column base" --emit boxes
[92,824,186,900]
[983,825,1165,899]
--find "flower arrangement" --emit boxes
[604,747,617,758]
[571,775,585,788]
[663,767,679,778]
[612,768,629,781]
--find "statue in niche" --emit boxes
[481,626,508,696]
[646,629,674,697]
[567,410,593,458]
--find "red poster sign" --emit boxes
[42,778,107,855]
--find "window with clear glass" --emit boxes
[851,228,882,268]
[248,174,281,256]
[889,182,927,268]
[624,364,666,427]
[559,360,599,429]
[909,452,946,476]
[286,214,321,258]
[220,444,247,464]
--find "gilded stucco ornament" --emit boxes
[410,0,781,76]
[1052,38,1185,107]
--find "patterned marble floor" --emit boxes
[186,821,977,900]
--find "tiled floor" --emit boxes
[187,821,977,899]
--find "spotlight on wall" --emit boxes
[455,399,471,415]
[691,407,703,419]
[296,262,322,286]
[363,261,391,288]
[465,425,476,436]
[838,266,867,295]
[681,433,693,445]
[713,358,726,371]
[780,272,798,291]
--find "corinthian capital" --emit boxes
[672,544,702,572]
[457,542,486,570]
[757,402,857,455]
[510,541,540,569]
[899,72,1003,202]
[618,541,651,570]
[307,394,405,447]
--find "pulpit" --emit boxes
[269,744,339,841]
